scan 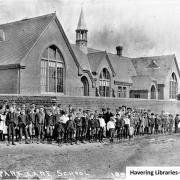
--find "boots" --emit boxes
[58,139,62,147]
[12,137,16,145]
[31,136,34,143]
[49,137,52,144]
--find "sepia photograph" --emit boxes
[0,0,180,179]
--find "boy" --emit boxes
[18,109,29,144]
[107,117,115,143]
[66,114,76,145]
[35,107,45,144]
[88,113,95,143]
[81,111,89,143]
[74,112,82,145]
[56,111,65,147]
[6,106,18,146]
[124,114,130,138]
[98,113,106,143]
[45,108,54,144]
[115,114,124,141]
[93,113,100,142]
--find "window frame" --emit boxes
[41,45,65,94]
[99,68,111,97]
[169,73,178,99]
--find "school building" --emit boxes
[0,9,179,101]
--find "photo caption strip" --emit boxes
[126,167,180,180]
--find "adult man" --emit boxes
[6,106,18,146]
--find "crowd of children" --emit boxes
[0,101,179,146]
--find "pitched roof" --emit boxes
[87,51,107,73]
[0,13,55,66]
[76,8,87,30]
[87,51,115,75]
[71,44,91,71]
[131,54,179,84]
[131,76,157,91]
[88,47,101,54]
[107,53,137,83]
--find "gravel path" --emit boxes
[0,134,180,179]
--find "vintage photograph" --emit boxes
[0,0,180,179]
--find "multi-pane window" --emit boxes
[99,68,110,97]
[118,86,127,98]
[41,45,64,93]
[134,94,140,98]
[169,73,178,99]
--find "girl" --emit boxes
[0,106,7,141]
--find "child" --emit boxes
[115,114,124,141]
[81,111,89,143]
[94,113,100,142]
[74,112,82,145]
[18,109,29,144]
[98,114,106,143]
[56,110,65,146]
[66,114,76,145]
[107,117,115,143]
[6,106,18,146]
[88,113,95,143]
[0,107,7,141]
[45,109,54,144]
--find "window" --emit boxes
[134,94,140,98]
[150,85,156,99]
[118,86,127,98]
[41,45,64,93]
[169,73,178,99]
[99,68,110,97]
[81,76,89,96]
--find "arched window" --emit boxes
[150,85,156,99]
[81,76,89,96]
[169,73,178,99]
[41,45,64,93]
[99,68,110,97]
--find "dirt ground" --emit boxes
[0,134,180,179]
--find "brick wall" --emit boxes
[0,94,179,115]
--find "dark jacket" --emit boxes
[88,119,96,129]
[6,112,18,126]
[66,120,76,130]
[74,117,82,127]
[18,114,28,126]
[45,113,54,127]
[116,118,124,128]
[82,116,89,127]
[94,118,100,128]
[104,112,113,124]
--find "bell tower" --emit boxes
[76,8,88,54]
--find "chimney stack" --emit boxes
[116,46,123,56]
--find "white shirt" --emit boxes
[60,115,69,124]
[124,118,130,125]
[107,121,115,131]
[99,118,106,128]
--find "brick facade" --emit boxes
[0,95,179,115]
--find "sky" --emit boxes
[0,0,180,60]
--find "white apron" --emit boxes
[0,114,7,134]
